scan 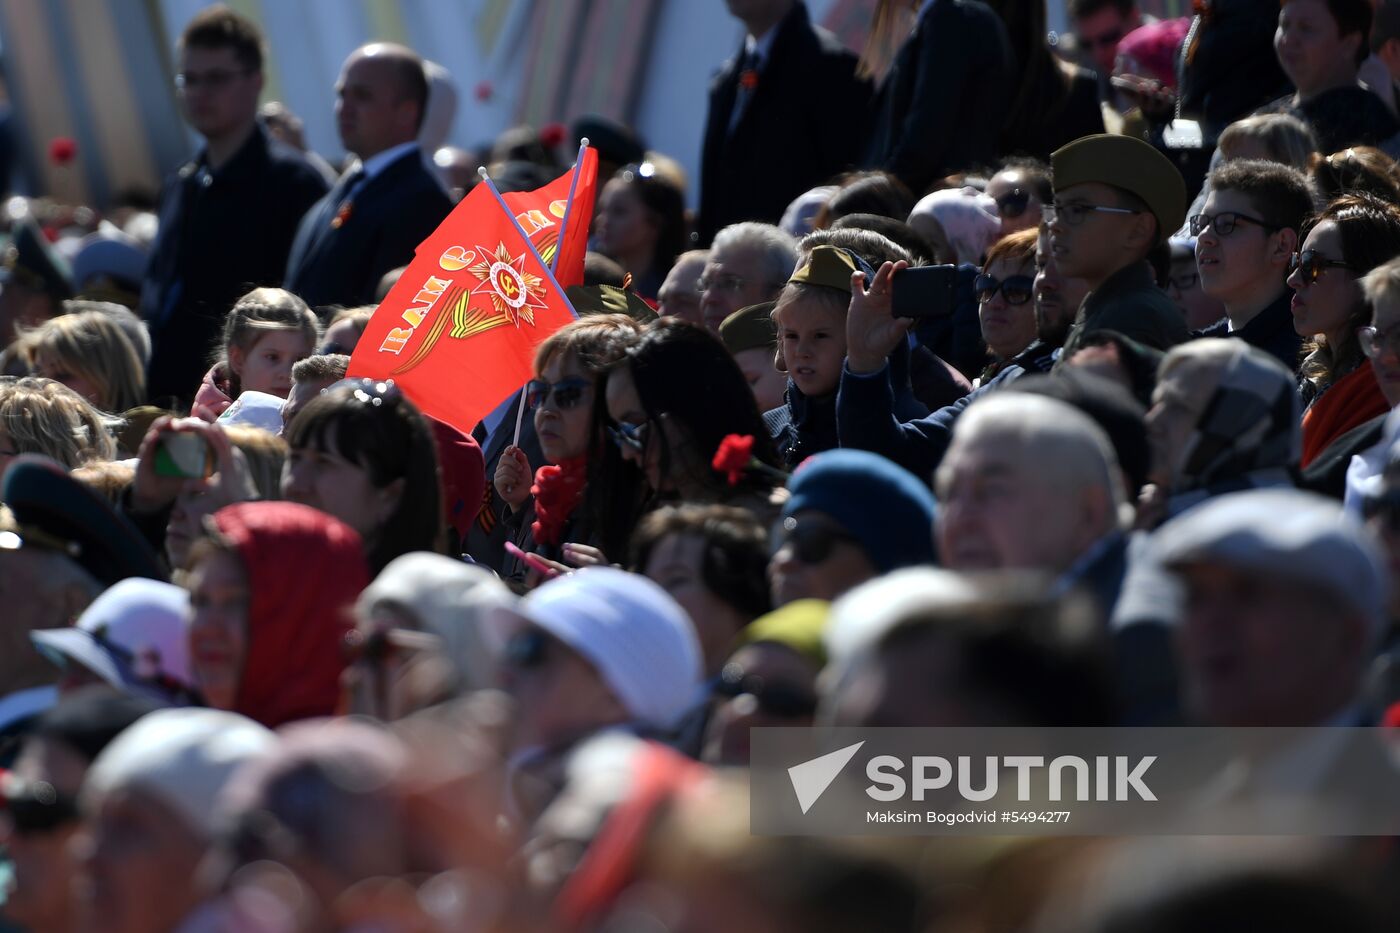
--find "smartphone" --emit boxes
[154,433,212,479]
[891,265,958,319]
[504,541,561,580]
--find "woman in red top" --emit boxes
[1290,193,1400,466]
[184,500,369,728]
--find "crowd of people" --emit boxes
[5,0,1400,930]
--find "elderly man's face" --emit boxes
[699,246,781,335]
[935,434,1095,575]
[1176,563,1364,726]
[657,253,707,326]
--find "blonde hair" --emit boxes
[72,459,136,505]
[219,288,319,396]
[21,310,146,412]
[0,377,117,467]
[221,424,288,500]
[1218,114,1320,170]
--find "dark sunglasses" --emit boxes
[1289,249,1354,285]
[974,273,1035,306]
[1,779,80,836]
[526,377,592,411]
[711,665,818,719]
[504,628,556,670]
[607,419,649,453]
[993,188,1031,219]
[776,515,860,565]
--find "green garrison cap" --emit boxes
[719,301,777,354]
[1051,134,1186,245]
[564,284,658,323]
[789,245,861,294]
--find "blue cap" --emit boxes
[782,449,937,573]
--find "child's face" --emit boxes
[774,292,847,398]
[232,330,313,398]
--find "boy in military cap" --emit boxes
[720,301,787,414]
[1047,134,1191,355]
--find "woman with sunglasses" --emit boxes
[604,317,785,527]
[984,159,1053,238]
[1288,194,1400,467]
[493,314,645,583]
[281,378,444,574]
[974,228,1040,385]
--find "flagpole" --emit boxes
[511,384,529,448]
[551,138,589,275]
[477,167,578,319]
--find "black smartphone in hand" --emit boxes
[891,265,958,319]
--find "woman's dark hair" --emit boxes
[283,380,444,574]
[1309,146,1400,204]
[630,504,773,622]
[1299,192,1400,390]
[828,214,934,264]
[816,172,916,229]
[621,317,781,494]
[616,163,688,282]
[1309,0,1376,66]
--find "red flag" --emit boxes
[502,146,598,288]
[347,181,577,436]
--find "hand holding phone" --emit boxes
[891,264,959,319]
[154,432,213,479]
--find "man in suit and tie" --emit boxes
[141,7,329,408]
[697,0,872,246]
[285,43,453,312]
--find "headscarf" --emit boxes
[1172,342,1300,499]
[354,552,516,694]
[211,502,369,728]
[908,187,1000,264]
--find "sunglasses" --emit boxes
[504,628,557,670]
[994,188,1031,219]
[607,419,649,453]
[1360,325,1400,360]
[1288,249,1354,285]
[526,376,592,411]
[1,779,80,836]
[974,273,1034,305]
[776,515,860,565]
[711,666,818,718]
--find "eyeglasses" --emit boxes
[994,188,1032,219]
[175,68,254,92]
[1041,201,1140,227]
[775,515,860,565]
[1359,325,1400,360]
[710,663,818,718]
[526,377,592,411]
[1,777,79,837]
[1288,249,1354,285]
[607,419,649,453]
[504,628,557,670]
[697,272,747,294]
[1169,270,1199,291]
[1188,212,1280,237]
[974,273,1034,305]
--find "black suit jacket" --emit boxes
[141,123,328,406]
[697,2,870,245]
[284,147,452,311]
[865,0,1013,195]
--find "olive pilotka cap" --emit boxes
[719,301,777,354]
[787,244,873,293]
[1051,134,1187,245]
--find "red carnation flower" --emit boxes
[531,456,587,547]
[539,122,566,149]
[474,80,494,102]
[712,434,755,486]
[48,137,77,166]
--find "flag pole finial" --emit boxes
[580,136,590,148]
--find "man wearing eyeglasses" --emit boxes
[1049,134,1191,358]
[1191,160,1313,370]
[699,222,797,335]
[141,7,329,409]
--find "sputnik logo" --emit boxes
[788,741,864,814]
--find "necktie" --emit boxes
[728,47,761,135]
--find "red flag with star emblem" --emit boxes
[347,178,578,436]
[502,144,598,287]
